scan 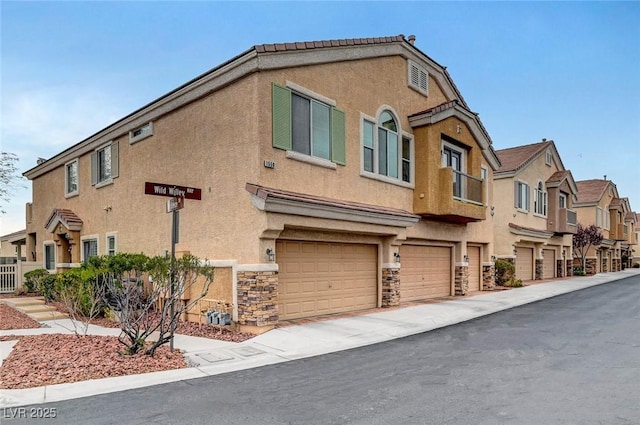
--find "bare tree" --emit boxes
[53,268,106,336]
[573,223,604,272]
[0,152,24,214]
[100,253,215,356]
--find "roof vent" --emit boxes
[36,157,47,165]
[407,35,416,45]
[542,138,547,142]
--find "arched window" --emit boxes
[362,109,412,183]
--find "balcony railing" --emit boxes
[452,170,483,205]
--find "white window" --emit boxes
[91,141,119,187]
[605,205,610,230]
[292,92,331,160]
[515,181,530,211]
[596,207,603,227]
[81,237,98,262]
[481,167,489,205]
[362,109,413,185]
[408,60,428,95]
[534,181,547,216]
[129,122,153,144]
[65,159,78,197]
[106,233,117,256]
[44,243,56,271]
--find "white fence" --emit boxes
[0,262,42,293]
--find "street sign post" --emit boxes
[144,182,201,351]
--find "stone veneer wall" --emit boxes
[602,258,608,273]
[236,270,278,327]
[455,265,469,296]
[482,264,495,290]
[585,258,597,275]
[556,260,564,278]
[565,259,573,276]
[382,267,400,307]
[535,259,543,280]
[612,258,620,272]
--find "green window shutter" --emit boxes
[110,141,119,178]
[272,83,292,151]
[91,152,98,186]
[331,107,346,165]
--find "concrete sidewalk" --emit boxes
[1,269,639,408]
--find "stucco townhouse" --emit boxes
[22,35,501,333]
[492,140,578,282]
[573,179,632,274]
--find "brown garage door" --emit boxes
[399,245,452,301]
[276,240,377,320]
[468,246,481,292]
[543,249,555,279]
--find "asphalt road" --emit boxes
[4,275,639,425]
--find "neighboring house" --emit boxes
[0,229,27,263]
[631,212,640,266]
[622,209,637,267]
[23,35,500,332]
[573,179,629,274]
[493,140,578,281]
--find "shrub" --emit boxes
[633,263,640,269]
[54,267,105,318]
[23,268,49,293]
[495,259,515,286]
[502,279,524,288]
[573,268,586,276]
[24,269,57,301]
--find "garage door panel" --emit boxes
[543,249,555,279]
[516,247,533,281]
[468,246,481,292]
[277,240,377,320]
[400,245,452,301]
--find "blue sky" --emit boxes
[1,1,639,234]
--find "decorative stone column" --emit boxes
[556,260,564,278]
[565,259,573,276]
[612,258,620,272]
[382,266,400,307]
[585,258,597,275]
[602,258,608,273]
[482,263,495,290]
[455,264,469,296]
[535,259,543,280]
[236,268,278,328]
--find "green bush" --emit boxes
[23,268,49,293]
[573,268,586,276]
[24,269,57,301]
[54,267,105,318]
[502,278,524,288]
[495,259,515,286]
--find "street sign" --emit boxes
[166,197,184,213]
[144,182,202,200]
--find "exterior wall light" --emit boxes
[513,248,517,255]
[463,254,470,262]
[491,255,497,262]
[393,252,401,262]
[562,249,566,259]
[266,248,275,262]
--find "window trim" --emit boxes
[80,234,99,262]
[92,141,118,188]
[43,241,56,271]
[129,122,153,145]
[559,192,567,209]
[545,149,552,166]
[515,180,530,212]
[64,158,79,198]
[106,232,117,256]
[359,110,414,188]
[596,207,603,228]
[533,181,548,217]
[481,166,489,206]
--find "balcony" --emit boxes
[609,223,627,241]
[549,208,578,234]
[413,167,486,224]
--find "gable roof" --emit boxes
[45,209,83,233]
[495,141,553,174]
[24,34,472,180]
[574,179,617,205]
[408,100,500,169]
